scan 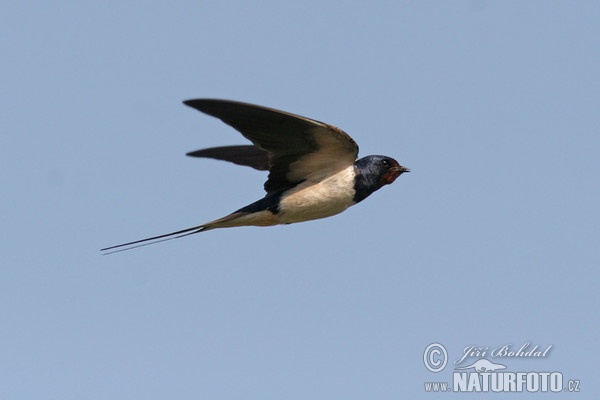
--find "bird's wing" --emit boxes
[183,99,359,193]
[187,145,269,171]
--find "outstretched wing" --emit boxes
[186,145,269,171]
[183,99,359,194]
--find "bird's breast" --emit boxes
[277,165,357,223]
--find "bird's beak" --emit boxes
[390,166,410,174]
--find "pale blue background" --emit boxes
[2,1,599,398]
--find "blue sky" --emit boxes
[2,1,599,398]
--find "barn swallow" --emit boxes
[101,99,409,253]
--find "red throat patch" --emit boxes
[382,170,400,185]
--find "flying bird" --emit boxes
[101,99,409,253]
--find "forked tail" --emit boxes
[100,225,209,254]
[101,210,260,254]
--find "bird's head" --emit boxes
[355,155,409,186]
[353,155,409,203]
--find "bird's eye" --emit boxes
[381,159,389,167]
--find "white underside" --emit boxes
[277,165,357,223]
[203,165,357,229]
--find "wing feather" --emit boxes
[186,145,269,171]
[183,99,359,193]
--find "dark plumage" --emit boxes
[101,99,409,253]
[353,156,405,203]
